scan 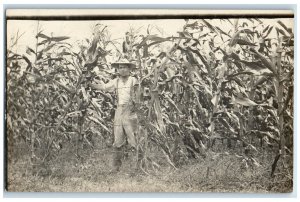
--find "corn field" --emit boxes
[6,17,294,192]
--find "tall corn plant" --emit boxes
[127,20,217,172]
[254,20,294,177]
[129,18,293,176]
[193,18,294,176]
[6,22,114,174]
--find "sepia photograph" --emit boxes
[5,9,294,193]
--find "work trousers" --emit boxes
[113,104,138,149]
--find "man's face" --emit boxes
[118,64,130,77]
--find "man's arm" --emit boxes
[132,76,138,86]
[90,78,117,92]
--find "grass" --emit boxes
[6,143,293,193]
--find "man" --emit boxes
[89,58,140,173]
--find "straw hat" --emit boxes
[111,58,136,69]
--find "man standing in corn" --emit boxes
[89,58,139,173]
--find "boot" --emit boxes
[110,147,123,173]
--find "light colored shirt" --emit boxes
[99,76,137,105]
